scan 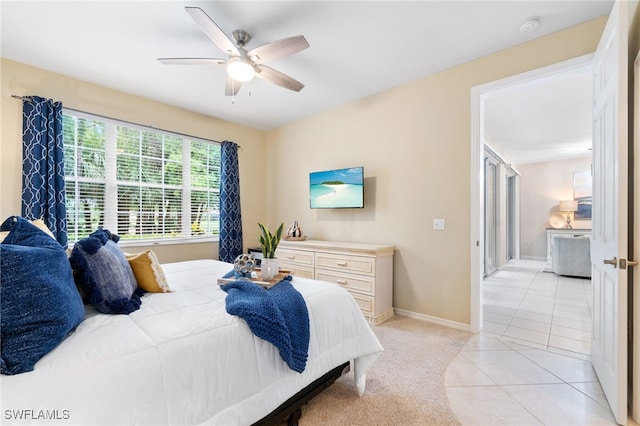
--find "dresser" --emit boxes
[276,240,395,325]
[545,228,591,263]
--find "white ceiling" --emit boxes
[1,1,612,164]
[484,64,594,165]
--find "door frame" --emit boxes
[469,54,594,333]
[632,49,640,422]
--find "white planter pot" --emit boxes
[261,258,279,280]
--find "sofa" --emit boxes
[551,235,592,278]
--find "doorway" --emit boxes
[470,53,594,333]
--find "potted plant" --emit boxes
[257,222,284,280]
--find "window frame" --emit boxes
[63,109,221,247]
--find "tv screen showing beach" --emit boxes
[309,167,364,209]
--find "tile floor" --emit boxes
[445,259,636,425]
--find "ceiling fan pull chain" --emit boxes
[232,79,236,104]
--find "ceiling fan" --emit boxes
[158,6,309,96]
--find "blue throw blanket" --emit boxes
[220,276,310,373]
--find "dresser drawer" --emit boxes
[315,269,374,295]
[279,263,314,279]
[315,253,374,275]
[276,248,314,267]
[349,292,373,314]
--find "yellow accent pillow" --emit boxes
[125,250,171,293]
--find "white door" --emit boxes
[591,1,629,424]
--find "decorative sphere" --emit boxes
[234,253,256,275]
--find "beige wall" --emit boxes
[519,157,593,260]
[0,58,266,263]
[264,17,606,325]
[0,16,608,325]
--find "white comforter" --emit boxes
[1,259,383,425]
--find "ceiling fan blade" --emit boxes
[225,76,242,96]
[185,6,239,56]
[248,35,309,64]
[158,57,226,65]
[255,64,304,92]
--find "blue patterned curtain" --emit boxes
[219,141,243,263]
[21,96,67,246]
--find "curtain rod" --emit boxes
[11,94,32,101]
[11,94,233,147]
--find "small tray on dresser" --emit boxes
[283,236,307,241]
[217,269,291,289]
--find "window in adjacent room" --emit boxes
[62,110,221,244]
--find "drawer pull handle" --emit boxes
[336,261,348,266]
[336,279,348,285]
[287,255,295,260]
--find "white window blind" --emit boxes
[62,111,221,244]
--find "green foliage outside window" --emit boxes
[63,113,221,243]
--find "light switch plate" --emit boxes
[433,218,445,230]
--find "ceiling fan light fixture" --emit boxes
[227,57,254,82]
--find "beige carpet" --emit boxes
[299,315,472,426]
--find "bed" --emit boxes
[1,243,383,425]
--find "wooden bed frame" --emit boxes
[254,361,350,426]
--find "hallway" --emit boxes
[445,259,625,425]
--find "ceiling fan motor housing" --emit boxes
[232,29,251,47]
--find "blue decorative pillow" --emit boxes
[0,216,85,375]
[69,229,143,314]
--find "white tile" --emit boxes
[549,335,591,355]
[484,310,513,325]
[446,386,543,426]
[462,350,562,385]
[503,325,549,346]
[545,346,592,362]
[509,317,551,334]
[480,329,503,340]
[528,290,556,297]
[484,304,518,317]
[500,339,538,350]
[502,383,616,425]
[522,294,555,305]
[513,310,552,324]
[554,304,592,318]
[500,335,548,350]
[552,316,591,332]
[518,349,598,382]
[551,324,591,342]
[570,381,609,407]
[518,303,554,315]
[482,320,508,335]
[463,333,512,351]
[445,352,496,386]
[468,260,611,426]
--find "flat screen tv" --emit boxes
[309,166,364,209]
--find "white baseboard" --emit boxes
[394,308,472,332]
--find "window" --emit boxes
[62,111,221,244]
